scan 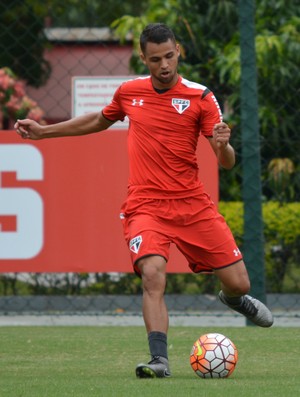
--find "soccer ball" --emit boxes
[190,333,238,378]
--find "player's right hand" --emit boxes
[14,119,43,140]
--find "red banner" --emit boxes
[0,130,218,273]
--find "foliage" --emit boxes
[218,201,300,247]
[45,0,147,28]
[0,67,45,127]
[219,201,300,293]
[267,158,296,202]
[0,0,146,88]
[0,1,51,87]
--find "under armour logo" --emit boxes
[233,248,241,257]
[132,99,144,106]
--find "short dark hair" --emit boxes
[140,23,176,54]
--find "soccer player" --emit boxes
[15,23,273,378]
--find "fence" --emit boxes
[0,0,299,320]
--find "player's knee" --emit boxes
[138,257,167,294]
[137,256,166,278]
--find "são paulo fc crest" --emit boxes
[172,98,190,114]
[130,235,143,254]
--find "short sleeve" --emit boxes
[199,91,223,137]
[102,86,127,122]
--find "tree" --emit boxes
[0,0,146,87]
[0,1,51,87]
[45,0,147,27]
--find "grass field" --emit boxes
[0,326,299,397]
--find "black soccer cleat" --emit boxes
[136,356,171,378]
[219,291,274,327]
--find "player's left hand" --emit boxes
[213,122,231,148]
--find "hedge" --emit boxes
[219,201,300,292]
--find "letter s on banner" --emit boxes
[0,144,44,259]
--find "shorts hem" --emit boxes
[190,258,243,274]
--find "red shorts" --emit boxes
[120,193,242,275]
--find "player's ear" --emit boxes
[176,43,181,58]
[140,52,146,65]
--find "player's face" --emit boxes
[140,39,180,90]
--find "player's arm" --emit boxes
[200,91,235,170]
[14,111,115,140]
[207,122,236,170]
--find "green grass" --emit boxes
[0,326,299,397]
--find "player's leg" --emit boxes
[120,199,173,377]
[135,255,171,378]
[121,214,171,377]
[172,194,273,328]
[138,255,169,334]
[215,260,273,327]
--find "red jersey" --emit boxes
[102,75,222,199]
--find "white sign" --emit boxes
[72,76,137,129]
[0,145,44,259]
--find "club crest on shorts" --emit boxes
[172,98,190,114]
[129,235,143,254]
